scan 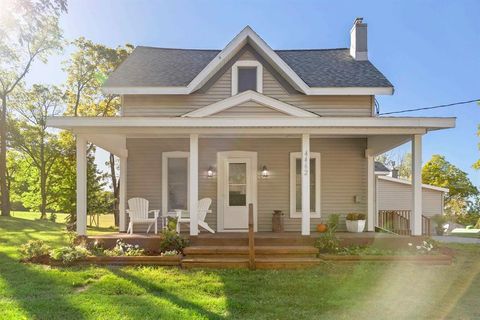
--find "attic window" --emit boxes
[231,60,263,95]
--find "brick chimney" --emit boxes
[350,17,368,61]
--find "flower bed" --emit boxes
[76,254,182,266]
[19,229,187,267]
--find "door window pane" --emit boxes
[295,158,316,212]
[229,163,247,206]
[238,67,257,93]
[167,158,188,211]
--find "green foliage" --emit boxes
[159,229,189,254]
[327,214,340,232]
[315,214,340,253]
[49,246,89,265]
[346,213,366,221]
[422,155,479,202]
[18,240,51,261]
[431,214,448,228]
[49,212,57,222]
[104,240,145,257]
[376,152,412,179]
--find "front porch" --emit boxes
[46,115,455,239]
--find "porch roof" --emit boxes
[47,116,455,135]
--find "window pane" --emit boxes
[167,158,188,211]
[229,163,247,206]
[238,67,257,93]
[295,158,316,212]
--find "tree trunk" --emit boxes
[109,153,120,226]
[0,95,10,216]
[40,139,47,219]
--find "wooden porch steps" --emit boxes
[182,244,320,269]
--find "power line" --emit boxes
[378,99,480,115]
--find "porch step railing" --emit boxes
[248,203,255,270]
[377,210,431,236]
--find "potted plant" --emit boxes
[345,213,366,233]
[431,214,448,236]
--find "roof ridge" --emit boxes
[136,46,220,52]
[275,48,349,52]
[135,45,349,52]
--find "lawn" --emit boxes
[0,215,479,319]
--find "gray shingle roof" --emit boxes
[375,161,391,173]
[104,46,393,88]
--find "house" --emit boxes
[374,162,448,233]
[47,18,455,237]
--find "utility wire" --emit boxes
[378,99,480,115]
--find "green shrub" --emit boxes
[431,214,448,227]
[327,214,340,232]
[50,246,89,265]
[104,240,145,257]
[315,214,340,253]
[160,230,188,254]
[19,240,51,262]
[346,213,366,221]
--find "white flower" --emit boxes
[416,246,421,250]
[408,243,413,247]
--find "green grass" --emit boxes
[0,214,479,319]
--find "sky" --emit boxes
[25,0,480,187]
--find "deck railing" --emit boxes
[377,210,432,236]
[248,203,255,270]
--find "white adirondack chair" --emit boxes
[176,198,214,234]
[126,198,160,234]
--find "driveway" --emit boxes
[432,236,480,244]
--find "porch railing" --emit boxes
[248,203,255,270]
[377,210,431,236]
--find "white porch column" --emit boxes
[367,154,375,232]
[301,134,310,236]
[76,135,87,236]
[119,156,127,232]
[189,134,199,236]
[411,134,423,236]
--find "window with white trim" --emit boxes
[231,60,263,95]
[162,152,189,214]
[289,152,321,218]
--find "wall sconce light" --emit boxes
[207,166,215,178]
[261,165,269,178]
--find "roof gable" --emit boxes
[103,26,394,95]
[182,90,319,118]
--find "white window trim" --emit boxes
[162,151,190,215]
[231,60,263,95]
[290,152,321,218]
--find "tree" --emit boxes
[422,155,478,202]
[423,155,479,218]
[63,38,132,225]
[375,151,411,179]
[9,85,63,218]
[0,0,67,216]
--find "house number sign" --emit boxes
[303,150,309,176]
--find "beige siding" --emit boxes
[212,101,290,117]
[127,137,367,232]
[377,178,444,217]
[122,47,373,117]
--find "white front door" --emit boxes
[217,151,257,232]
